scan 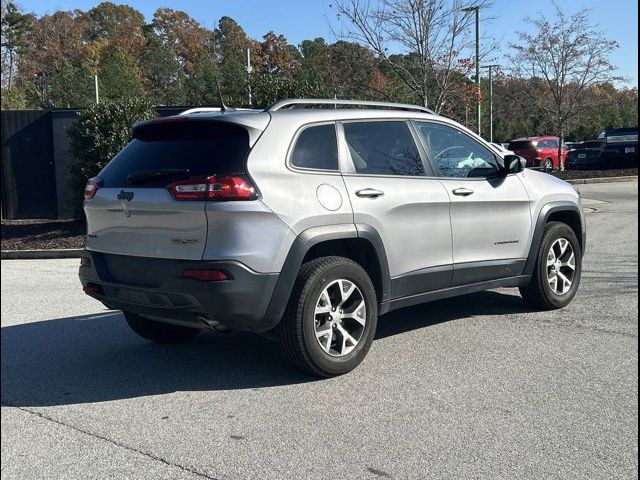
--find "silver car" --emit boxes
[80,99,585,377]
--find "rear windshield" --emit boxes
[605,129,638,143]
[98,120,250,187]
[508,140,536,150]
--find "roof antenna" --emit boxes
[214,76,234,113]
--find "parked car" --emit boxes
[79,99,585,377]
[598,127,638,168]
[565,140,605,170]
[507,136,569,171]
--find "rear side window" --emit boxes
[290,124,339,171]
[343,121,425,176]
[98,120,250,187]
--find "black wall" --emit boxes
[1,107,194,219]
[1,110,59,219]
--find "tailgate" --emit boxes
[85,188,207,260]
[83,118,253,260]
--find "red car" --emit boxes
[507,136,569,171]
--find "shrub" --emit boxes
[68,97,157,216]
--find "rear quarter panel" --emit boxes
[246,115,354,234]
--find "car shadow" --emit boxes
[2,290,532,407]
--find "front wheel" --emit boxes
[124,311,201,344]
[544,158,554,172]
[520,222,582,310]
[277,256,378,377]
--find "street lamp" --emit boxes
[245,47,252,106]
[482,64,499,143]
[462,5,481,136]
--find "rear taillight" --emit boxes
[84,177,103,199]
[168,176,257,201]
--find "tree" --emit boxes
[185,51,219,105]
[18,10,88,107]
[332,0,492,112]
[258,31,298,77]
[216,16,253,104]
[140,26,185,105]
[98,47,145,101]
[50,60,94,108]
[68,97,156,214]
[509,4,622,169]
[1,2,31,89]
[85,2,145,60]
[249,74,330,107]
[152,8,210,74]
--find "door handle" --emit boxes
[452,188,474,196]
[356,188,384,198]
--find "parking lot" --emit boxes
[1,181,637,479]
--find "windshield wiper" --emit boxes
[127,169,190,185]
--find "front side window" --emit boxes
[343,121,425,176]
[290,124,339,171]
[414,121,500,178]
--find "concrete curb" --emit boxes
[565,176,638,185]
[1,249,83,260]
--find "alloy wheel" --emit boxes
[546,238,576,295]
[313,279,366,357]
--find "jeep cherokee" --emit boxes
[80,99,585,377]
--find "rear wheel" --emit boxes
[124,311,201,344]
[277,256,378,377]
[544,158,554,172]
[520,222,582,310]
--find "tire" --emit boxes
[123,311,201,344]
[544,158,554,172]
[277,256,378,377]
[520,222,582,310]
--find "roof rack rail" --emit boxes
[179,107,262,115]
[267,98,436,115]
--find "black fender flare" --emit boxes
[523,202,585,277]
[257,223,390,333]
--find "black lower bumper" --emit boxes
[79,251,279,332]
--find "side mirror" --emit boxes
[503,154,526,174]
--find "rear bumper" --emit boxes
[79,251,279,332]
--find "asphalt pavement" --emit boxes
[1,181,638,479]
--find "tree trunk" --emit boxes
[557,123,565,172]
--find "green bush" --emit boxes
[68,97,157,216]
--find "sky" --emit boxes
[17,0,639,87]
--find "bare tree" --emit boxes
[509,3,622,169]
[332,0,493,113]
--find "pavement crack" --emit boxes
[1,402,221,480]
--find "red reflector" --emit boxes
[168,176,256,201]
[80,257,91,267]
[84,177,103,199]
[182,269,228,281]
[83,283,101,293]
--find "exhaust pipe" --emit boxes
[198,316,233,334]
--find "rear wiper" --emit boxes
[127,169,190,185]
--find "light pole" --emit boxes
[462,6,481,136]
[482,64,499,143]
[93,75,100,104]
[246,47,252,106]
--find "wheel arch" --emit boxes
[524,202,585,277]
[258,224,390,333]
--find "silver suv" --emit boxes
[79,99,585,377]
